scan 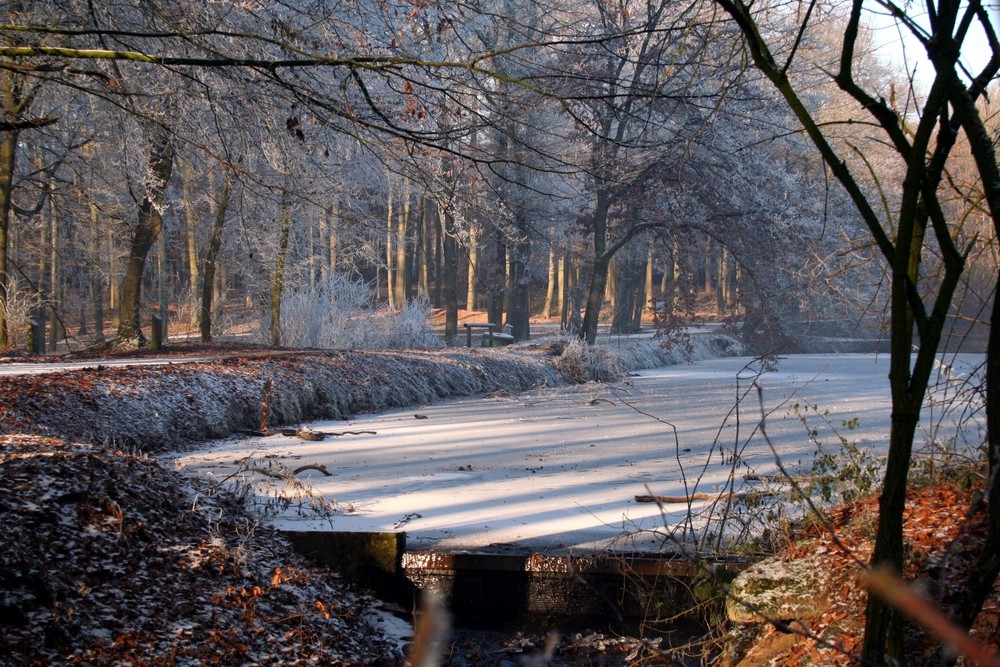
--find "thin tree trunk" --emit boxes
[180,161,201,331]
[396,178,411,307]
[487,229,506,326]
[556,254,566,325]
[89,200,104,342]
[37,199,49,339]
[434,201,443,305]
[157,217,168,343]
[632,247,648,330]
[108,225,118,317]
[269,188,292,347]
[49,196,61,348]
[199,171,231,342]
[418,198,430,298]
[643,243,654,322]
[442,206,459,342]
[386,179,396,310]
[542,242,557,320]
[580,189,613,344]
[703,237,714,294]
[560,252,572,332]
[117,125,174,344]
[717,245,730,315]
[466,224,478,311]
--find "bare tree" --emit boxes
[713,0,999,661]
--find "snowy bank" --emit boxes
[0,338,715,453]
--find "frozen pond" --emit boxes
[168,352,985,555]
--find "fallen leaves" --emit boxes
[0,435,401,665]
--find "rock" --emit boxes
[726,552,838,623]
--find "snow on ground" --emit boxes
[167,353,985,556]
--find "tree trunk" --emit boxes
[580,189,613,344]
[643,243,655,322]
[199,171,231,342]
[269,188,292,347]
[466,224,478,311]
[433,200,443,305]
[48,196,62,349]
[117,125,174,344]
[88,200,104,342]
[717,245,731,315]
[0,126,17,348]
[180,161,201,331]
[385,179,396,310]
[328,202,339,275]
[0,64,29,348]
[507,232,530,341]
[418,198,430,298]
[556,253,568,329]
[703,237,714,294]
[632,247,648,331]
[156,216,168,344]
[542,242,557,320]
[560,252,573,332]
[395,178,411,307]
[487,228,506,327]
[442,206,459,342]
[611,251,644,335]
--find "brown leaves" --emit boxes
[738,478,999,666]
[0,436,400,664]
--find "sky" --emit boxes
[865,2,997,90]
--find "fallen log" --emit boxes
[293,463,332,476]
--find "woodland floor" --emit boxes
[0,342,997,665]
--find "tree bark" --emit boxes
[385,178,396,310]
[269,188,291,347]
[418,197,430,298]
[580,188,612,344]
[88,199,104,342]
[0,117,18,348]
[180,160,201,331]
[487,227,506,327]
[117,124,174,344]
[441,206,459,342]
[507,232,530,341]
[156,214,168,344]
[466,224,478,311]
[199,170,231,342]
[542,242,557,320]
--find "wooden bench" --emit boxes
[463,322,496,347]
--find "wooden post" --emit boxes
[29,319,45,354]
[150,313,164,350]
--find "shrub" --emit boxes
[552,339,625,382]
[1,277,42,349]
[265,274,441,350]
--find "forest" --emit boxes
[3,1,999,665]
[2,0,969,353]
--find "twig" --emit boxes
[744,473,821,484]
[864,567,1000,667]
[635,490,776,504]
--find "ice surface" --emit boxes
[168,353,984,555]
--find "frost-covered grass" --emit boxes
[264,275,441,350]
